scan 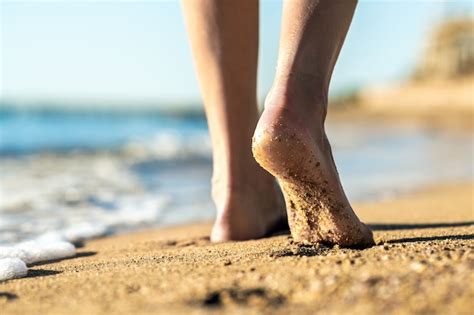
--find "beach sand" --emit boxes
[1,182,473,315]
[329,76,474,131]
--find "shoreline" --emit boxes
[1,181,473,314]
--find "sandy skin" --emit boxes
[253,104,374,247]
[1,182,473,315]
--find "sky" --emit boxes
[0,0,472,108]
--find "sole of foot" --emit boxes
[252,103,374,248]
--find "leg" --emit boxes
[253,0,374,246]
[181,0,285,241]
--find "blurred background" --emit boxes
[0,0,472,245]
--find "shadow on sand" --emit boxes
[30,251,97,267]
[0,292,18,301]
[388,234,474,244]
[25,269,63,279]
[369,221,474,231]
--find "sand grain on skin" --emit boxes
[252,123,373,246]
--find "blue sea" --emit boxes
[0,107,472,245]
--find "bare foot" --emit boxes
[210,163,287,242]
[252,90,374,247]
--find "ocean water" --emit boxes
[0,108,472,246]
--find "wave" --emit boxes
[118,131,212,161]
[0,128,213,161]
[0,101,206,118]
[0,106,211,157]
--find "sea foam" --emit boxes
[0,241,76,281]
[0,241,76,265]
[0,258,28,281]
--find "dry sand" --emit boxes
[1,182,473,315]
[329,76,474,130]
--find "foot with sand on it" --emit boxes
[253,90,374,247]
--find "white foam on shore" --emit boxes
[0,241,76,265]
[0,240,76,281]
[37,224,110,244]
[0,258,28,281]
[0,152,171,246]
[0,241,76,281]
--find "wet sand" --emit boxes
[1,182,473,315]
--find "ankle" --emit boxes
[211,163,273,203]
[258,89,327,138]
[265,80,328,127]
[274,70,329,101]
